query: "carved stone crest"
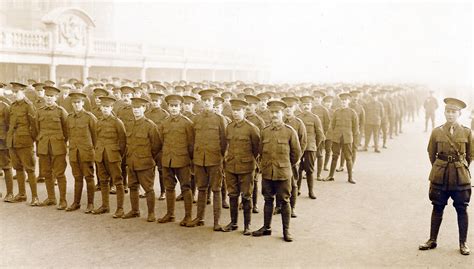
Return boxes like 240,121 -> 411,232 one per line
59,15 -> 86,47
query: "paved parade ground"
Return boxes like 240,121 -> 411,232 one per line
0,116 -> 473,268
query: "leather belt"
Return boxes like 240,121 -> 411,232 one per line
437,153 -> 463,162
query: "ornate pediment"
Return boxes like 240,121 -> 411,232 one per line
42,7 -> 95,50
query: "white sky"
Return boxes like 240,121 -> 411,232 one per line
113,0 -> 473,87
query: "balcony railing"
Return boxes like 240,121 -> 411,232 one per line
0,28 -> 269,67
0,28 -> 51,51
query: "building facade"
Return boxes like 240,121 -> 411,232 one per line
0,3 -> 270,84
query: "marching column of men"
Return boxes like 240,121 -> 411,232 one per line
1,80 -> 462,245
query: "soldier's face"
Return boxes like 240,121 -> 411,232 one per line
44,95 -> 56,106
341,98 -> 350,108
213,104 -> 223,114
151,99 -> 161,108
314,97 -> 322,105
123,93 -> 133,101
232,108 -> 245,121
445,108 -> 460,123
101,105 -> 113,116
169,103 -> 180,116
259,101 -> 267,110
271,110 -> 284,123
72,99 -> 84,112
323,101 -> 332,108
202,98 -> 214,111
132,105 -> 145,118
302,102 -> 312,111
37,89 -> 45,98
183,102 -> 193,112
284,105 -> 295,116
14,90 -> 25,100
113,91 -> 122,99
246,103 -> 257,113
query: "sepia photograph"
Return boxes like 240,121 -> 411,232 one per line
0,0 -> 472,268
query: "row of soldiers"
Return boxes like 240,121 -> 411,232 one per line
0,79 -> 423,242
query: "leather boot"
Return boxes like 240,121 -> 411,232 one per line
180,190 -> 193,226
221,185 -> 229,209
146,190 -> 156,222
93,182 -> 110,214
213,191 -> 227,232
206,185 -> 211,204
252,200 -> 273,236
85,177 -> 95,213
188,190 -> 207,227
419,205 -> 443,250
27,171 -> 39,206
323,150 -> 330,171
13,171 -> 26,202
123,190 -> 140,219
57,177 -> 68,210
243,199 -> 252,235
324,157 -> 338,181
252,181 -> 259,213
297,167 -> 303,196
158,190 -> 176,223
41,176 -> 57,206
3,169 -> 14,202
347,159 -> 356,184
66,179 -> 83,211
113,184 -> 125,218
281,202 -> 293,242
224,196 -> 239,231
455,207 -> 469,255
316,157 -> 323,180
307,173 -> 316,199
290,184 -> 297,218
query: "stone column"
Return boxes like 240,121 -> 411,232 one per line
181,68 -> 187,81
82,65 -> 90,83
49,64 -> 57,82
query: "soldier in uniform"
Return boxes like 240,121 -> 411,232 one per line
221,91 -> 234,119
122,97 -> 161,222
423,90 -> 439,132
182,95 -> 198,202
188,89 -> 227,231
324,93 -> 359,184
0,99 -> 14,202
349,90 -> 365,151
36,86 -> 68,209
419,98 -> 471,255
252,100 -> 301,242
322,95 -> 334,171
244,94 -> 266,213
65,92 -> 97,213
32,83 -> 46,109
389,89 -> 400,138
362,91 -> 384,153
145,92 -> 169,201
279,96 -> 307,217
92,96 -> 127,218
310,91 -> 330,180
7,83 -> 39,205
379,89 -> 392,149
156,95 -> 194,227
256,92 -> 272,126
297,96 -> 325,197
223,99 -> 260,234
213,96 -> 231,208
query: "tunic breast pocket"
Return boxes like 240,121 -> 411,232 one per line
262,139 -> 270,153
277,138 -> 289,154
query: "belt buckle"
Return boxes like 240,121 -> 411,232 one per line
448,155 -> 453,162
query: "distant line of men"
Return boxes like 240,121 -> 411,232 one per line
0,78 -> 426,242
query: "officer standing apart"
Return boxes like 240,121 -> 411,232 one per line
419,97 -> 471,255
252,100 -> 301,242
223,99 -> 260,235
122,97 -> 161,222
157,95 -> 195,227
